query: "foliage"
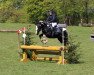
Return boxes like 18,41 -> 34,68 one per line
0,0 -> 94,25
0,0 -> 28,23
65,35 -> 80,64
21,27 -> 35,58
25,27 -> 35,45
23,0 -> 94,24
27,0 -> 65,23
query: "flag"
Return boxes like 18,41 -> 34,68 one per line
17,30 -> 22,34
21,27 -> 26,32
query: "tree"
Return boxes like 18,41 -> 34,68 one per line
0,0 -> 94,24
27,0 -> 66,23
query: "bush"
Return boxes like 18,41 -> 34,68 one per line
20,27 -> 35,58
65,35 -> 80,64
0,11 -> 10,23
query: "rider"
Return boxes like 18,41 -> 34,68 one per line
46,10 -> 58,27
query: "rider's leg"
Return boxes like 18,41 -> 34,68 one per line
63,28 -> 66,31
52,22 -> 57,27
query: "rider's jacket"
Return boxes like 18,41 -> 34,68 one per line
46,14 -> 57,23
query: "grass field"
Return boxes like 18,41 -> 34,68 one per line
0,23 -> 94,75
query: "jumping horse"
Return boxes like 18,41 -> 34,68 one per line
36,21 -> 68,46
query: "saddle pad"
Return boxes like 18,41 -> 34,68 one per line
58,24 -> 67,28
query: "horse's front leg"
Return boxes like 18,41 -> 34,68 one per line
39,33 -> 43,39
35,26 -> 38,34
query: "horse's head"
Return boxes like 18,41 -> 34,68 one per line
36,21 -> 45,35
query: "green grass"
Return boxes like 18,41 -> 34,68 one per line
0,23 -> 94,75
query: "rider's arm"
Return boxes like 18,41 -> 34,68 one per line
46,16 -> 50,22
50,14 -> 56,22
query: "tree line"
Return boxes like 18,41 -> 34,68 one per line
0,0 -> 94,25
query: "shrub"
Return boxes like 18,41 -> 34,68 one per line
20,27 -> 35,58
65,35 -> 80,64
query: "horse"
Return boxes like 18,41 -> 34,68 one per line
36,21 -> 68,46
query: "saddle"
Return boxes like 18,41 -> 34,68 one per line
47,25 -> 61,36
53,26 -> 61,33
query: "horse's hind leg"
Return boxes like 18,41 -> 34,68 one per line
39,33 -> 43,39
57,35 -> 68,46
57,36 -> 63,44
64,31 -> 68,46
64,37 -> 68,46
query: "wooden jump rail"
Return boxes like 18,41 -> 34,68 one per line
20,45 -> 67,64
0,30 -> 17,32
